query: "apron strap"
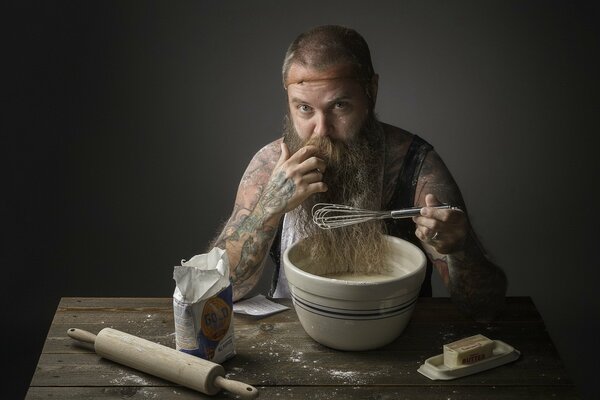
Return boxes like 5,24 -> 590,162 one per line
386,134 -> 434,297
267,217 -> 284,298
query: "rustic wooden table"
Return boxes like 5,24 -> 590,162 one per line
26,297 -> 579,399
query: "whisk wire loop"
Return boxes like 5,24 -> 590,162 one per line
311,202 -> 458,229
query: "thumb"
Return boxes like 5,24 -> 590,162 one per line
425,193 -> 440,207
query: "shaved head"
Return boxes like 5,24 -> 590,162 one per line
282,25 -> 376,102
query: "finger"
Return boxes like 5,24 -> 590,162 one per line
289,147 -> 328,176
415,227 -> 435,243
302,170 -> 324,185
422,194 -> 451,219
296,156 -> 327,175
276,141 -> 290,168
416,228 -> 446,252
284,145 -> 322,177
413,216 -> 438,231
287,144 -> 319,164
421,194 -> 438,216
428,206 -> 467,224
414,228 -> 426,242
425,194 -> 440,207
306,181 -> 328,194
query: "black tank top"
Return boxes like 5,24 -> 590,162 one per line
268,134 -> 434,297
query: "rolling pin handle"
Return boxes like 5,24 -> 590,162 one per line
214,375 -> 259,399
67,328 -> 97,344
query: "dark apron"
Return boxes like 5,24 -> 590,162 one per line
268,134 -> 434,297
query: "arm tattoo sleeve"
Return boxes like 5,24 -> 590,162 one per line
211,167 -> 296,301
424,232 -> 507,321
418,151 -> 507,321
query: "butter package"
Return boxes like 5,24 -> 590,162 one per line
443,334 -> 494,367
173,247 -> 235,364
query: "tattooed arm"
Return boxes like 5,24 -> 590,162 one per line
412,150 -> 507,321
211,139 -> 327,301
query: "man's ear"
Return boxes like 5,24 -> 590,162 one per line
369,74 -> 379,107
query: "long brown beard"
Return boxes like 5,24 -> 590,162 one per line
282,113 -> 389,276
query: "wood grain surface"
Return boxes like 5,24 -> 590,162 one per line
26,297 -> 580,399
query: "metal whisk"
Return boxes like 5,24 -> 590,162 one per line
311,203 -> 460,229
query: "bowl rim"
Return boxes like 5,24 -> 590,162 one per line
283,234 -> 427,289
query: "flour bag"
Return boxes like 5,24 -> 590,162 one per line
173,247 -> 235,363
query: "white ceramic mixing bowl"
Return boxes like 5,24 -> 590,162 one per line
283,235 -> 426,351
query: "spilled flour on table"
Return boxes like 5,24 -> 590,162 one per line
289,350 -> 303,362
110,370 -> 151,386
297,365 -> 388,385
329,369 -> 359,380
109,372 -> 161,399
239,333 -> 392,385
225,366 -> 245,379
137,388 -> 159,399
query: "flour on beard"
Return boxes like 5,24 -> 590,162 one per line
282,114 -> 390,276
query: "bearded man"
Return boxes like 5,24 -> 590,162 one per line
211,25 -> 507,321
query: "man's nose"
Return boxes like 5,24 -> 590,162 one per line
312,112 -> 331,137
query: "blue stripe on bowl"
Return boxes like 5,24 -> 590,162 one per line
292,291 -> 417,315
292,294 -> 417,321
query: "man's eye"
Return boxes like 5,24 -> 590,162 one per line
298,104 -> 313,113
334,102 -> 347,110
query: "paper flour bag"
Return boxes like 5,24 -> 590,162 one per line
173,247 -> 235,363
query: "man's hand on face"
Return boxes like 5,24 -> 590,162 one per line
257,142 -> 328,217
413,194 -> 469,254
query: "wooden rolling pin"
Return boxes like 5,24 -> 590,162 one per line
68,328 -> 258,399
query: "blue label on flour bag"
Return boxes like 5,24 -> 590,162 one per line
174,284 -> 236,363
194,284 -> 232,360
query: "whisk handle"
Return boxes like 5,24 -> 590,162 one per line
390,204 -> 455,219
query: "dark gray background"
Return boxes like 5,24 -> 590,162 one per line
5,1 -> 599,398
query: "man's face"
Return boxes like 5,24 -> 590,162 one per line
282,63 -> 387,277
285,63 -> 371,144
